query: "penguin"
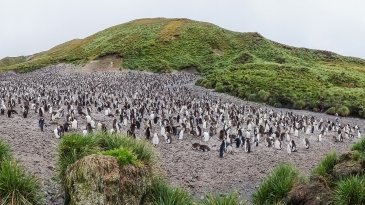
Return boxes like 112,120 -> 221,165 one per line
178,128 -> 185,140
203,131 -> 209,142
244,138 -> 251,153
303,138 -> 310,149
265,137 -> 272,147
234,136 -> 242,148
274,138 -> 282,150
38,118 -> 45,131
286,143 -> 292,154
54,127 -> 60,139
145,126 -> 151,140
71,119 -> 78,130
219,140 -> 226,158
290,140 -> 297,152
152,133 -> 159,146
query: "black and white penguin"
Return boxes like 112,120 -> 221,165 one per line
289,140 -> 297,152
244,138 -> 251,153
303,138 -> 310,149
219,140 -> 226,158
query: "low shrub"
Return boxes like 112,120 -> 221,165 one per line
258,90 -> 270,102
337,105 -> 350,117
326,107 -> 337,115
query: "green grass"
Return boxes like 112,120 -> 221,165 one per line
101,148 -> 140,166
352,138 -> 365,153
0,139 -> 11,163
252,163 -> 300,205
312,151 -> 338,183
148,177 -> 194,205
1,18 -> 365,117
0,160 -> 43,205
200,192 -> 246,205
333,175 -> 365,205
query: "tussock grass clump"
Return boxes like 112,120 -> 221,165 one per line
200,192 -> 246,205
101,148 -> 140,166
312,151 -> 338,182
333,175 -> 365,205
58,132 -> 156,204
0,160 -> 43,205
252,163 -> 300,205
0,139 -> 10,163
148,177 -> 193,205
352,138 -> 365,153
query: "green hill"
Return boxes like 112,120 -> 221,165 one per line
1,18 -> 365,117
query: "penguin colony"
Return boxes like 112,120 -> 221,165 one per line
0,66 -> 362,160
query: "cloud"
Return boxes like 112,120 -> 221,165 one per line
0,0 -> 364,58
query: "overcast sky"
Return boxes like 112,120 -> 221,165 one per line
0,0 -> 364,59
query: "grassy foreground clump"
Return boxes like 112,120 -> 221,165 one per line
58,132 -> 246,205
252,163 -> 301,205
0,139 -> 43,205
333,175 -> 365,205
312,151 -> 338,184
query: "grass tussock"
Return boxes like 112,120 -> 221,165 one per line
312,151 -> 338,182
148,177 -> 193,205
0,139 -> 11,163
352,138 -> 365,153
252,163 -> 300,205
333,175 -> 365,205
200,192 -> 246,205
0,139 -> 43,205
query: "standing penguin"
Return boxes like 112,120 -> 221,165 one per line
39,118 -> 45,131
145,126 -> 151,140
244,138 -> 251,153
290,140 -> 297,152
304,138 -> 310,149
152,133 -> 159,146
219,140 -> 226,158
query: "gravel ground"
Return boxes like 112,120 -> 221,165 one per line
0,65 -> 364,204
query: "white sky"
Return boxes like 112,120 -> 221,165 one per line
0,0 -> 364,59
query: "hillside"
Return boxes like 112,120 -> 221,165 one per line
1,18 -> 365,117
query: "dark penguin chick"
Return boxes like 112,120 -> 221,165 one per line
265,137 -> 272,147
145,127 -> 151,140
244,138 -> 251,153
199,145 -> 210,152
192,143 -> 200,150
166,133 -> 172,144
234,137 -> 242,148
86,123 -> 93,133
219,140 -> 226,158
23,109 -> 28,118
38,118 -> 45,131
290,140 -> 297,152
